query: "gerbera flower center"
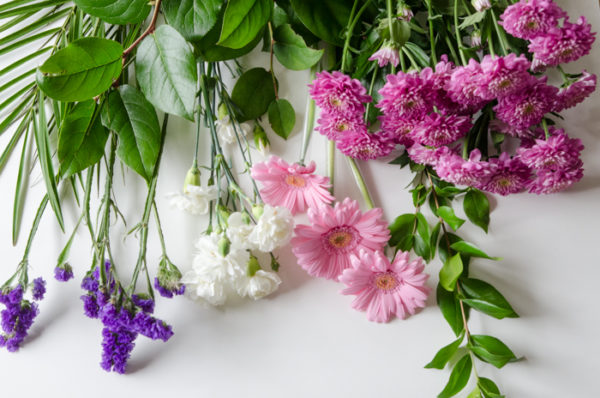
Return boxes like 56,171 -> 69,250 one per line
322,226 -> 360,253
285,174 -> 306,188
374,272 -> 400,291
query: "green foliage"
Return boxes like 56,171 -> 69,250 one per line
437,353 -> 472,398
464,189 -> 490,232
36,37 -> 123,102
451,241 -> 500,260
268,98 -> 295,139
425,334 -> 464,369
290,0 -> 353,46
273,24 -> 323,70
437,206 -> 466,231
388,213 -> 415,249
468,335 -> 517,369
437,283 -> 468,336
478,378 -> 504,398
162,0 -> 222,41
218,0 -> 272,49
459,278 -> 518,320
135,25 -> 197,121
439,253 -> 463,291
73,0 -> 150,25
231,67 -> 275,121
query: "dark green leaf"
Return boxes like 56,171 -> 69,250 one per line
197,29 -> 263,61
388,213 -> 415,247
438,233 -> 463,265
451,241 -> 500,260
273,24 -> 323,70
73,0 -> 150,24
412,185 -> 428,207
231,67 -> 275,121
464,189 -> 490,233
58,100 -> 108,178
36,37 -> 122,102
414,234 -> 430,261
438,354 -> 472,398
438,206 -> 465,231
430,221 -> 441,259
218,0 -> 272,49
404,42 -> 430,68
162,0 -> 222,41
460,278 -> 518,319
268,98 -> 295,139
290,0 -> 352,45
439,253 -> 463,291
136,25 -> 197,121
437,283 -> 466,336
468,335 -> 517,369
425,334 -> 464,369
101,85 -> 161,181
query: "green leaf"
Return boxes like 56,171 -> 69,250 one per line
136,25 -> 197,121
425,334 -> 464,369
162,0 -> 222,41
438,206 -> 466,231
468,335 -> 517,369
438,354 -> 472,398
458,11 -> 486,29
231,67 -> 275,121
450,241 -> 500,260
437,283 -> 467,336
36,37 -> 123,102
430,221 -> 441,259
404,42 -> 430,68
290,0 -> 352,45
218,0 -> 272,49
273,24 -> 323,70
467,387 -> 482,398
438,233 -> 463,265
101,85 -> 161,181
460,278 -> 518,319
439,253 -> 463,291
73,0 -> 150,24
464,189 -> 490,233
268,98 -> 295,139
388,213 -> 415,247
58,100 -> 108,178
478,378 -> 503,398
12,125 -> 30,244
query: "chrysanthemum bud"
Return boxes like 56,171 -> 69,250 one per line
471,29 -> 482,48
247,255 -> 262,277
253,124 -> 270,155
218,236 -> 231,257
183,166 -> 201,193
217,102 -> 228,120
397,2 -> 413,22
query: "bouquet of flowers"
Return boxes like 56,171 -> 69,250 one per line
0,0 -> 595,396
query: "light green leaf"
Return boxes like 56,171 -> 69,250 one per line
273,24 -> 323,70
290,0 -> 353,46
231,67 -> 275,121
451,241 -> 500,260
162,0 -> 222,41
460,278 -> 518,320
458,11 -> 486,30
268,98 -> 295,139
101,85 -> 161,181
478,378 -> 503,398
218,0 -> 272,49
425,334 -> 464,369
438,206 -> 466,231
439,253 -> 463,291
468,335 -> 517,369
438,354 -> 472,398
464,189 -> 490,233
467,387 -> 482,398
73,0 -> 150,24
36,37 -> 123,102
136,25 -> 197,121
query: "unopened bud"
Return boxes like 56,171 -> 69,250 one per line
253,124 -> 270,155
217,102 -> 228,121
270,256 -> 280,272
247,255 -> 262,277
218,236 -> 231,257
472,0 -> 491,12
183,166 -> 201,193
252,205 -> 264,220
397,2 -> 413,22
471,30 -> 482,48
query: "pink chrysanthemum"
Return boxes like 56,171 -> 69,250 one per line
315,113 -> 367,141
517,128 -> 583,171
251,156 -> 334,215
291,198 -> 390,281
528,167 -> 583,194
478,54 -> 533,99
445,58 -> 488,110
489,119 -> 537,139
369,43 -> 400,67
339,249 -> 430,323
309,71 -> 371,118
480,152 -> 532,195
528,17 -> 596,67
499,0 -> 567,40
554,71 -> 597,112
336,130 -> 395,160
494,77 -> 558,129
420,58 -> 463,113
407,144 -> 453,166
378,71 -> 435,120
435,150 -> 495,187
410,113 -> 472,147
379,116 -> 416,146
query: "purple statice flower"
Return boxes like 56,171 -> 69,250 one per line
407,144 -> 453,166
410,113 -> 472,147
0,285 -> 40,352
81,294 -> 100,318
54,263 -> 74,282
154,277 -> 185,299
132,311 -> 174,342
528,17 -> 596,67
435,150 -> 496,187
132,294 -> 155,314
517,128 -> 584,170
478,54 -> 533,100
528,167 -> 583,194
445,59 -> 488,111
315,113 -> 367,141
378,71 -> 435,120
494,77 -> 558,129
309,71 -> 371,118
31,277 -> 46,301
100,326 -> 137,374
369,42 -> 400,68
480,153 -> 533,195
499,0 -> 567,40
554,71 -> 597,112
336,130 -> 395,160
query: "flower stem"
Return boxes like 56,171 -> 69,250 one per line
454,0 -> 467,65
122,0 -> 162,57
426,0 -> 438,65
267,22 -> 279,100
299,65 -> 318,165
327,140 -> 335,196
542,118 -> 550,139
490,8 -> 510,56
341,0 -> 373,73
347,157 -> 374,210
364,66 -> 379,123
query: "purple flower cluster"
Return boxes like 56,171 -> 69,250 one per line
81,261 -> 174,374
500,0 -> 595,69
0,281 -> 43,352
154,258 -> 185,299
54,263 -> 74,282
310,71 -> 393,160
154,277 -> 185,299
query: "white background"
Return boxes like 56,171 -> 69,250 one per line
0,1 -> 599,397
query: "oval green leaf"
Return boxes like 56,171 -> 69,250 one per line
439,253 -> 463,292
290,0 -> 353,46
451,241 -> 500,260
136,25 -> 197,121
268,98 -> 295,139
468,335 -> 517,369
438,354 -> 472,398
73,0 -> 150,24
464,189 -> 490,233
273,24 -> 323,70
425,334 -> 464,370
162,0 -> 222,41
438,206 -> 466,231
218,0 -> 272,49
437,283 -> 467,337
231,67 -> 275,121
460,278 -> 518,319
36,37 -> 123,102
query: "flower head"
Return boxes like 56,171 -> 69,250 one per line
31,277 -> 46,301
481,153 -> 532,195
54,263 -> 74,282
517,128 -> 584,171
292,198 -> 390,281
309,71 -> 371,118
248,205 -> 294,252
336,130 -> 396,160
215,115 -> 252,145
445,58 -> 488,110
555,71 -> 597,112
407,144 -> 453,166
167,184 -> 218,216
369,42 -> 400,68
0,284 -> 39,352
472,0 -> 491,12
251,156 -> 334,215
478,54 -> 533,99
340,250 -> 430,323
435,150 -> 495,187
378,71 -> 434,120
528,167 -> 583,194
500,0 -> 567,40
235,270 -> 281,300
315,113 -> 367,141
154,258 -> 185,299
410,113 -> 472,147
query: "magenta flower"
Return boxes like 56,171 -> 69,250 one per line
481,153 -> 532,195
369,42 -> 400,68
435,150 -> 495,187
410,113 -> 472,147
555,71 -> 597,112
445,58 -> 488,110
336,130 -> 395,160
499,0 -> 567,40
478,54 -> 533,99
407,144 -> 453,166
517,128 -> 583,171
528,17 -> 596,67
315,113 -> 367,141
291,198 -> 390,281
309,71 -> 371,118
251,156 -> 334,215
528,167 -> 583,194
378,71 -> 434,120
339,250 -> 430,323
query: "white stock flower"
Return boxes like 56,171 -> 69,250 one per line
235,270 -> 282,300
226,212 -> 257,250
249,205 -> 294,252
472,0 -> 491,12
168,185 -> 217,215
215,115 -> 252,145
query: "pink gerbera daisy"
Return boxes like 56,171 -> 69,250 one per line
251,156 -> 334,215
291,198 -> 390,281
339,249 -> 430,323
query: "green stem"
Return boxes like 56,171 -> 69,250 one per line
152,202 -> 168,257
426,0 -> 438,65
364,66 -> 379,123
542,118 -> 550,139
341,0 -> 372,73
97,136 -> 117,286
267,22 -> 279,99
15,195 -> 48,287
454,0 -> 467,65
327,140 -> 335,196
490,8 -> 509,56
299,64 -> 318,165
347,157 -> 374,209
402,47 -> 418,69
